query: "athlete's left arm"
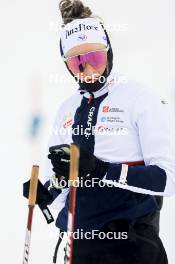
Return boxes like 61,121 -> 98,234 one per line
103,92 -> 175,196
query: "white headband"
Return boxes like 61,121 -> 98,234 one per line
60,18 -> 108,55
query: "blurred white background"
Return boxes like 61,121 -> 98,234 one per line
0,0 -> 175,263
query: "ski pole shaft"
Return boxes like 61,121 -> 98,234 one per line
65,144 -> 80,264
22,165 -> 39,264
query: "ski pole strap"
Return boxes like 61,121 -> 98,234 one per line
38,203 -> 54,224
53,230 -> 65,263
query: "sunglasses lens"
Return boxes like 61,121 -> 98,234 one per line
67,56 -> 84,73
66,50 -> 107,73
86,50 -> 107,68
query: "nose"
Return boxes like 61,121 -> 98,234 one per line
78,63 -> 100,83
82,63 -> 100,82
83,63 -> 96,76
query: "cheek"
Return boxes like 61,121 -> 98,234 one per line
78,63 -> 107,79
66,62 -> 108,82
96,63 -> 107,75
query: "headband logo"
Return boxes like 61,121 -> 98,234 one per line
77,34 -> 87,41
65,23 -> 99,39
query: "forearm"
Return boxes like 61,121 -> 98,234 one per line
104,163 -> 167,195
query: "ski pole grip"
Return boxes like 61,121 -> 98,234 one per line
69,144 -> 80,185
29,165 -> 39,206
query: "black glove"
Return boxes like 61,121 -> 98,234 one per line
48,144 -> 71,184
23,179 -> 54,206
48,144 -> 108,181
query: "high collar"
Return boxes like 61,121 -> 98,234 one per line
79,70 -> 118,99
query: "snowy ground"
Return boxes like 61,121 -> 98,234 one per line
0,0 -> 175,263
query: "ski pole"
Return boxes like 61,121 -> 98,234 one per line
22,165 -> 39,264
65,144 -> 80,264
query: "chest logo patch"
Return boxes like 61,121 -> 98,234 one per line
102,106 -> 124,113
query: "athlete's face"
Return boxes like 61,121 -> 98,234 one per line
65,43 -> 108,83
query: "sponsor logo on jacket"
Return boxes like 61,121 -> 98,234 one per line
63,113 -> 73,128
102,106 -> 124,113
85,107 -> 96,139
101,116 -> 124,123
96,125 -> 128,136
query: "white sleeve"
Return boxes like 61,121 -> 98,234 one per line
103,90 -> 175,196
132,91 -> 175,196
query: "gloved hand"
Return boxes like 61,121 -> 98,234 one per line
48,144 -> 108,182
23,179 -> 54,206
48,144 -> 71,184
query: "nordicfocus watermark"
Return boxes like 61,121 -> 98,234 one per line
59,229 -> 128,240
49,72 -> 128,85
49,21 -> 128,34
50,125 -> 128,137
48,175 -> 123,190
75,73 -> 112,84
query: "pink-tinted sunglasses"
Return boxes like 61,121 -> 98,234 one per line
63,46 -> 109,73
